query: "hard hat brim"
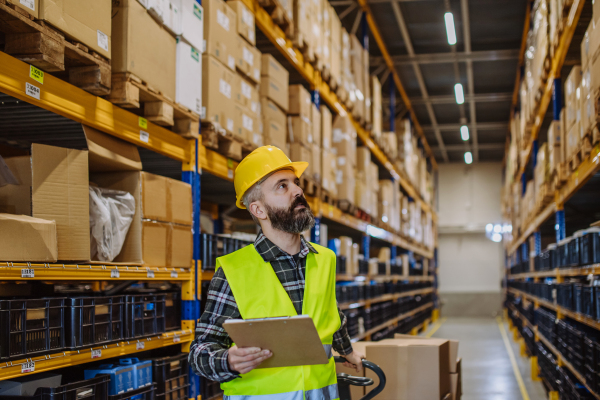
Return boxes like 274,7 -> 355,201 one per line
236,161 -> 309,209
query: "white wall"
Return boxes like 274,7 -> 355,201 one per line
438,163 -> 504,293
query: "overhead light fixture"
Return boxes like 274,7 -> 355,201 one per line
454,83 -> 465,104
460,125 -> 469,141
464,151 -> 473,164
444,12 -> 457,45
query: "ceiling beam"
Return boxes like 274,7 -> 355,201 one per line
338,3 -> 357,19
382,92 -> 513,105
351,9 -> 364,35
370,49 -> 519,66
422,122 -> 508,131
432,143 -> 506,152
390,1 -> 448,162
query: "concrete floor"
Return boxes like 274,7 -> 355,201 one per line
428,317 -> 547,400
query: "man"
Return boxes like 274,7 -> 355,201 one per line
189,145 -> 365,399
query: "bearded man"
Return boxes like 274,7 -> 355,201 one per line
189,145 -> 364,400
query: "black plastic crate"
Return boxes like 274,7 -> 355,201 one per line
570,234 -> 582,267
581,229 -> 600,266
358,260 -> 369,275
152,353 -> 189,397
164,292 -> 181,332
125,295 -> 166,339
558,239 -> 571,269
0,375 -> 109,400
336,256 -> 347,274
582,286 -> 595,319
108,383 -> 155,400
200,379 -> 223,400
0,298 -> 67,361
66,296 -> 125,349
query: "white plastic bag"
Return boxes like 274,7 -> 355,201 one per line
89,186 -> 136,261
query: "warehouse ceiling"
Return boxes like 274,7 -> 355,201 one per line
331,0 -> 528,163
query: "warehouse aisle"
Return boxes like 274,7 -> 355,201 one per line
429,318 -> 546,400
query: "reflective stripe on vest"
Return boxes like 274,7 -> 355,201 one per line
217,244 -> 341,399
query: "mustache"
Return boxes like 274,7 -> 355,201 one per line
291,195 -> 309,210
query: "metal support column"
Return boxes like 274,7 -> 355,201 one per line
361,13 -> 369,51
556,207 -> 566,242
389,78 -> 396,132
362,234 -> 370,260
311,89 -> 320,108
311,217 -> 321,245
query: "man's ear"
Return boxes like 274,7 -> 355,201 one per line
249,201 -> 268,221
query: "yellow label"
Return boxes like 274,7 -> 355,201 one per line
139,117 -> 148,129
227,159 -> 234,169
29,66 -> 44,84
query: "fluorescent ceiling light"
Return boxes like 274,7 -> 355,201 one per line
444,12 -> 457,45
454,83 -> 465,104
460,125 -> 469,141
464,151 -> 473,164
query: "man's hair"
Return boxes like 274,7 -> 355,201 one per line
242,167 -> 295,224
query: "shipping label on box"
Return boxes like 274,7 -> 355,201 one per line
202,55 -> 235,134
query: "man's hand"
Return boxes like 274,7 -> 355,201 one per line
342,350 -> 365,373
228,345 -> 272,374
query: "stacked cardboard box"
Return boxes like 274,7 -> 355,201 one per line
340,28 -> 353,107
329,4 -> 342,90
311,104 -> 322,183
534,143 -> 549,202
364,48 -> 371,127
261,54 -> 289,152
321,106 -> 337,196
565,66 -> 582,160
371,76 -> 382,139
332,115 -> 357,203
287,85 -> 313,174
355,148 -> 373,214
310,0 -> 323,69
322,1 -> 332,80
547,120 -> 562,172
350,35 -> 365,121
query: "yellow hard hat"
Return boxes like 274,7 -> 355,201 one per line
234,145 -> 308,209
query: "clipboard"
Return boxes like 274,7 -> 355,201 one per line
223,315 -> 330,369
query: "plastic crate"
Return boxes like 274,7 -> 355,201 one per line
0,298 -> 66,361
200,379 -> 222,400
152,353 -> 189,397
163,292 -> 181,332
0,375 -> 110,400
108,383 -> 155,400
336,256 -> 347,274
125,295 -> 166,339
66,296 -> 125,349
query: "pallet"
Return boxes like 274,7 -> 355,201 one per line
320,189 -> 335,207
551,162 -> 568,190
336,84 -> 348,104
337,199 -> 357,215
106,73 -> 200,139
535,181 -> 554,211
258,0 -> 293,37
0,0 -> 111,95
201,121 -> 255,162
299,175 -> 319,197
568,134 -> 594,171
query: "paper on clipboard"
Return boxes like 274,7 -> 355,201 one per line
223,315 -> 330,369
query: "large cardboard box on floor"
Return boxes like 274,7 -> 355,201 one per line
235,36 -> 261,84
202,54 -> 235,134
112,0 -> 176,99
204,0 -> 237,71
394,333 -> 459,374
366,338 -> 451,400
0,214 -> 57,262
227,0 -> 255,45
333,341 -> 370,400
39,0 -> 111,59
0,144 -> 89,261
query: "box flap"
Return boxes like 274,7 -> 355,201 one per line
0,213 -> 58,262
0,156 -> 32,215
394,334 -> 459,372
82,125 -> 142,172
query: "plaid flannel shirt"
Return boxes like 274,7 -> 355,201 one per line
189,231 -> 354,383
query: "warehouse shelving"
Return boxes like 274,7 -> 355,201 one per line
0,329 -> 194,381
352,301 -> 434,341
338,287 -> 434,310
238,0 -> 437,217
508,305 -> 600,400
512,0 -> 586,181
509,263 -> 600,279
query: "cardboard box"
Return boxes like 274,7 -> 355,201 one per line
260,75 -> 289,113
6,0 -> 38,18
142,220 -> 168,266
234,103 -> 257,142
333,341 -> 370,400
228,0 -> 255,45
288,84 -> 312,120
289,116 -> 312,145
0,214 -> 57,262
311,104 -> 321,147
371,76 -> 382,136
565,66 -> 582,129
204,0 -> 237,71
262,119 -> 287,152
366,339 -> 451,400
357,147 -> 371,172
235,72 -> 259,114
321,147 -> 337,195
176,39 -> 202,116
394,334 -> 459,374
172,0 -> 204,50
219,138 -> 243,159
112,0 -> 176,99
202,54 -> 235,134
0,144 -> 89,261
261,97 -> 287,127
39,0 -> 111,58
261,54 -> 289,86
290,143 -> 312,178
169,224 -> 192,267
141,172 -> 168,222
321,105 -> 332,149
235,36 -> 262,84
336,158 -> 355,202
311,144 -> 321,182
168,179 -> 192,225
332,115 -> 357,167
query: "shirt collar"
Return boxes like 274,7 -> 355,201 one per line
254,230 -> 319,262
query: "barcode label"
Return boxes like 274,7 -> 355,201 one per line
136,342 -> 145,350
243,47 -> 254,66
111,269 -> 120,278
97,30 -> 109,52
228,55 -> 236,70
140,131 -> 150,143
29,66 -> 44,84
91,349 -> 102,359
139,117 -> 148,129
219,79 -> 231,99
21,268 -> 34,278
241,81 -> 252,99
173,335 -> 180,343
21,362 -> 35,373
147,270 -> 155,278
20,0 -> 35,11
216,9 -> 230,31
25,82 -> 40,100
170,271 -> 178,278
243,114 -> 253,131
242,9 -> 253,26
226,119 -> 234,132
227,169 -> 233,179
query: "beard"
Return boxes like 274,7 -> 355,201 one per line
264,195 -> 315,234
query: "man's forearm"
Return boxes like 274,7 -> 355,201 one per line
189,340 -> 240,383
332,308 -> 354,355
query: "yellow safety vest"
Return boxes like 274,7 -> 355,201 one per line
216,243 -> 341,400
